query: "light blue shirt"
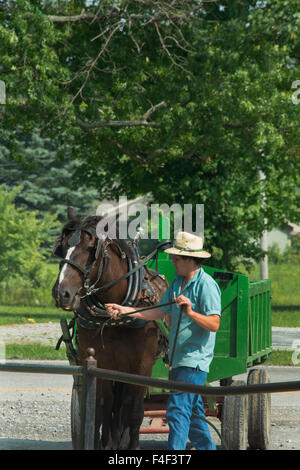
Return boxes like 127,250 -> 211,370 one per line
158,267 -> 221,372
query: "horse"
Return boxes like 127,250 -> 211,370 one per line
52,207 -> 169,449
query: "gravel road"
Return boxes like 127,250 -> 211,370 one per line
1,376 -> 300,451
1,323 -> 299,349
0,322 -> 300,450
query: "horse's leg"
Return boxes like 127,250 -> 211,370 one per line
94,380 -> 104,450
110,383 -> 144,450
100,380 -> 114,450
125,323 -> 159,449
111,382 -> 131,449
127,385 -> 146,450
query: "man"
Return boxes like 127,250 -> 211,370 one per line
105,231 -> 221,450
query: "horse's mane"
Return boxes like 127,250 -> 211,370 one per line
62,214 -> 134,260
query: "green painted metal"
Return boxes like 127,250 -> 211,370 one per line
203,267 -> 271,382
204,266 -> 250,383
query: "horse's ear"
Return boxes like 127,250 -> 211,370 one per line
96,212 -> 121,239
67,207 -> 77,220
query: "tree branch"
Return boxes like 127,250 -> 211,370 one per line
76,101 -> 166,129
76,117 -> 159,128
107,139 -> 145,163
47,1 -> 219,24
142,101 -> 167,120
48,9 -> 96,23
153,21 -> 193,75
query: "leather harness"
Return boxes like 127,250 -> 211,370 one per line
53,223 -> 171,330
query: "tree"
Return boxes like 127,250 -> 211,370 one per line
0,186 -> 58,286
0,129 -> 98,221
1,0 -> 300,270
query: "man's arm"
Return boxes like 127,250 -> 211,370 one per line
105,303 -> 166,321
174,295 -> 220,332
185,310 -> 220,332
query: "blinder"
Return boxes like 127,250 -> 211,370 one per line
53,224 -> 108,286
68,229 -> 81,247
52,226 -> 98,259
52,236 -> 64,258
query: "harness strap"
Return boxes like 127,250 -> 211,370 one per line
84,240 -> 111,291
82,256 -> 141,318
168,307 -> 184,372
59,258 -> 90,276
88,240 -> 171,294
55,318 -> 79,365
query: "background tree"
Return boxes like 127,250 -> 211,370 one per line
0,186 -> 58,286
0,129 -> 98,221
1,0 -> 300,270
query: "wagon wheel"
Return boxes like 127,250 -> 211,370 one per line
247,368 -> 271,450
221,380 -> 248,450
71,380 -> 81,450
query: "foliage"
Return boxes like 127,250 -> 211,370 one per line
267,243 -> 285,264
0,263 -> 59,306
1,1 -> 300,270
0,128 -> 99,222
282,235 -> 300,264
267,236 -> 300,265
0,186 -> 58,287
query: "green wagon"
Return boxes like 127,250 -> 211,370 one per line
143,231 -> 272,450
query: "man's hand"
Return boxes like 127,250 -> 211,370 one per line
174,296 -> 220,332
105,303 -> 127,319
174,295 -> 192,315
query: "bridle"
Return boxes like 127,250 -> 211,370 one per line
54,223 -> 172,325
56,226 -> 127,298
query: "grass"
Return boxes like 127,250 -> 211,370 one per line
3,342 -> 294,367
3,344 -> 296,366
4,343 -> 67,360
264,349 -> 299,367
0,262 -> 59,306
247,263 -> 300,306
239,262 -> 300,327
271,307 -> 300,327
0,304 -> 73,326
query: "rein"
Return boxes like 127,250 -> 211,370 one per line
111,300 -> 181,371
115,301 -> 177,319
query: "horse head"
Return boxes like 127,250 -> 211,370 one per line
51,208 -> 98,310
52,207 -> 129,311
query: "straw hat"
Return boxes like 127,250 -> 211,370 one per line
164,231 -> 211,258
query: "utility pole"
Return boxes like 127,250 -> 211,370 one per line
0,80 -> 5,105
0,80 -> 5,121
258,168 -> 269,280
